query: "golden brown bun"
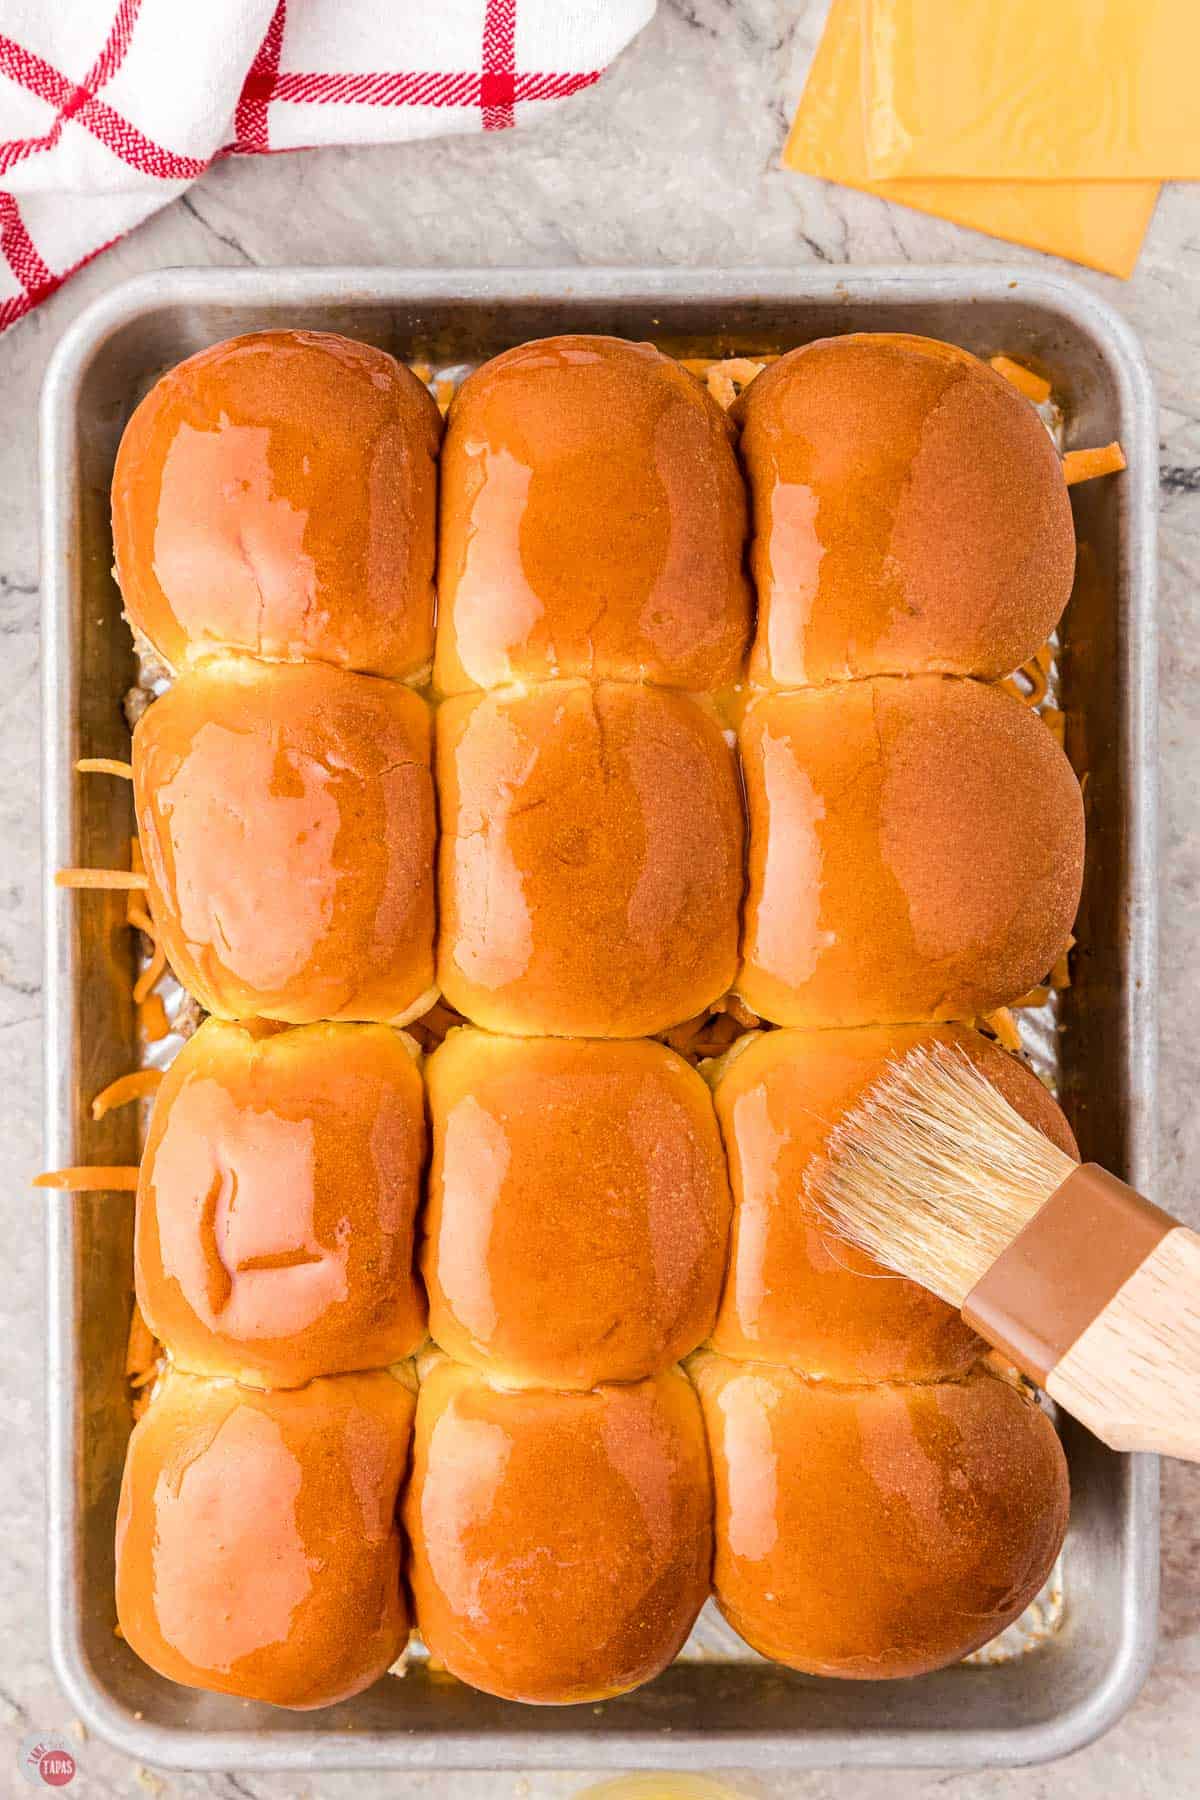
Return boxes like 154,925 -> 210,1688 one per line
136,1017 -> 427,1387
690,1352 -> 1069,1680
133,658 -> 436,1024
404,1359 -> 713,1703
115,1366 -> 415,1709
738,677 -> 1084,1027
112,330 -> 441,680
423,1030 -> 731,1387
710,1024 -> 1078,1380
734,333 -> 1075,686
437,681 -> 744,1036
435,335 -> 750,694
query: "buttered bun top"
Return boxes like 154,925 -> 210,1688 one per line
437,680 -> 744,1036
112,329 -> 442,680
738,676 -> 1084,1027
405,1358 -> 713,1704
711,1024 -> 1078,1381
735,333 -> 1076,687
435,335 -> 751,693
133,658 -> 436,1025
423,1030 -> 731,1387
116,1366 -> 415,1709
692,1354 -> 1069,1681
136,1018 -> 427,1388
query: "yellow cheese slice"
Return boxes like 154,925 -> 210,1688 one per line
783,0 -> 1159,279
863,0 -> 1199,180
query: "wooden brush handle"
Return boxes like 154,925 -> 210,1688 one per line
962,1165 -> 1200,1460
1045,1226 -> 1200,1460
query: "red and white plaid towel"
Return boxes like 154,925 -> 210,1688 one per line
0,0 -> 655,334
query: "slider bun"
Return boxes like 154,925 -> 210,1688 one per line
137,1017 -> 426,1387
735,332 -> 1075,686
437,680 -> 744,1036
711,1024 -> 1077,1380
133,658 -> 436,1024
404,1359 -> 713,1703
423,1029 -> 732,1387
690,1352 -> 1069,1680
112,329 -> 441,680
115,1366 -> 415,1709
435,334 -> 751,694
738,676 -> 1084,1027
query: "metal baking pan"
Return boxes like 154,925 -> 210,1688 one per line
42,266 -> 1159,1772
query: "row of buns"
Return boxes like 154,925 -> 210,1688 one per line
130,661 -> 1082,1037
113,328 -> 1074,693
117,1016 -> 1070,1707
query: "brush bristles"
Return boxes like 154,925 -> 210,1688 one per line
805,1043 -> 1078,1309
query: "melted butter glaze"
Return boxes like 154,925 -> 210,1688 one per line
734,333 -> 1074,687
689,1352 -> 1069,1680
136,1018 -> 426,1386
112,329 -> 442,680
115,1366 -> 415,1708
435,336 -> 751,695
737,677 -> 1084,1028
133,658 -> 436,1024
437,680 -> 745,1037
423,1031 -> 732,1387
403,1359 -> 713,1704
711,1025 -> 1075,1381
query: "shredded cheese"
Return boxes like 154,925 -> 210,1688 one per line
1063,442 -> 1126,485
125,1299 -> 157,1378
989,355 -> 1052,405
980,1007 -> 1023,1052
1002,641 -> 1055,708
76,757 -> 133,780
92,1069 -> 164,1121
34,1166 -> 140,1190
138,994 -> 171,1043
658,995 -> 760,1062
679,355 -> 771,409
715,993 -> 760,1029
55,869 -> 149,890
132,940 -> 167,1008
407,997 -> 467,1053
1042,706 -> 1066,746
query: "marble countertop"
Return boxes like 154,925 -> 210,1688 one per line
2,2 -> 1197,1794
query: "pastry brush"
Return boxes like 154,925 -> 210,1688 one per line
806,1042 -> 1200,1460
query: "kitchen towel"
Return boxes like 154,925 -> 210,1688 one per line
0,0 -> 656,333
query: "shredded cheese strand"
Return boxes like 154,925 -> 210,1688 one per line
76,758 -> 133,779
91,1069 -> 164,1121
1064,443 -> 1126,485
56,869 -> 148,890
126,898 -> 155,936
139,994 -> 170,1042
980,1007 -> 1023,1052
132,940 -> 167,1008
989,355 -> 1051,405
34,1166 -> 140,1190
125,1300 -> 157,1378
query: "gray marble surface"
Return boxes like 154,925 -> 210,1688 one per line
3,1 -> 1198,1794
